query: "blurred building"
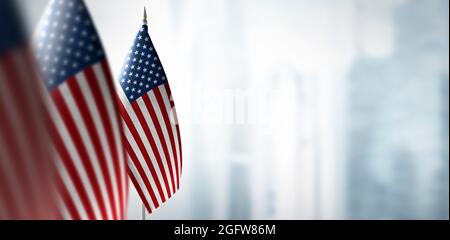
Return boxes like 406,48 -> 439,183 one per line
224,0 -> 252,220
346,0 -> 449,219
436,75 -> 449,219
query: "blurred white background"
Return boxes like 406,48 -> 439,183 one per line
18,0 -> 449,220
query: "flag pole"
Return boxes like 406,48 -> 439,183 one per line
142,203 -> 146,220
143,6 -> 148,25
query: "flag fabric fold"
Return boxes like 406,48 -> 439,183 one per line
117,18 -> 182,214
34,0 -> 127,220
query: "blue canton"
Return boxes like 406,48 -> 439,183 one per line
35,0 -> 105,90
0,0 -> 25,55
119,25 -> 168,103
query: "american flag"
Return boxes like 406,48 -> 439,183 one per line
0,0 -> 57,219
117,10 -> 182,213
35,0 -> 127,220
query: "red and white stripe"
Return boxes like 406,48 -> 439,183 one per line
0,49 -> 57,220
117,82 -> 182,213
46,61 -> 128,220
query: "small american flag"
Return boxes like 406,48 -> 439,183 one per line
0,0 -> 57,219
117,9 -> 182,213
35,0 -> 127,220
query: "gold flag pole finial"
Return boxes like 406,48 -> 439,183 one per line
143,7 -> 148,25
